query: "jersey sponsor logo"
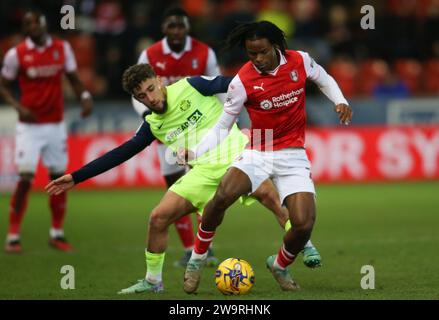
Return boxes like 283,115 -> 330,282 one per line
260,99 -> 273,110
26,64 -> 63,78
253,82 -> 265,91
165,109 -> 204,142
178,99 -> 191,111
260,88 -> 304,110
290,70 -> 299,82
156,61 -> 166,70
187,109 -> 203,125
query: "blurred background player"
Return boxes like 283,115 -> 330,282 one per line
131,7 -> 220,267
0,8 -> 93,253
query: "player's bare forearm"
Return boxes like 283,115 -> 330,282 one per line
0,76 -> 36,121
0,77 -> 21,109
335,103 -> 353,125
66,72 -> 85,98
66,72 -> 93,117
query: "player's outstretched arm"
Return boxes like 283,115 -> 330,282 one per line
45,174 -> 75,195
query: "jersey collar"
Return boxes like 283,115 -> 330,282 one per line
252,49 -> 287,76
25,36 -> 53,50
162,36 -> 192,60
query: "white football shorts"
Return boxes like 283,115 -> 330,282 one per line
232,148 -> 315,205
15,121 -> 67,174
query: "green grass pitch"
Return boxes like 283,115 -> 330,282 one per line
1,182 -> 438,300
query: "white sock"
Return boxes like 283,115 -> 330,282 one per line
6,234 -> 20,242
190,250 -> 208,261
146,272 -> 162,284
50,228 -> 64,239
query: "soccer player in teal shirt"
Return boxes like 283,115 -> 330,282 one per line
46,64 -> 321,294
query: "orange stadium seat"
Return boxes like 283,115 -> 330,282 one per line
358,59 -> 389,95
394,59 -> 423,94
424,59 -> 439,95
327,58 -> 358,97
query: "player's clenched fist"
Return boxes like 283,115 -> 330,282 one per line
45,174 -> 75,196
176,148 -> 195,165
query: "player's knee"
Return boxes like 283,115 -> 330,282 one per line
212,188 -> 235,211
149,207 -> 172,231
291,214 -> 315,234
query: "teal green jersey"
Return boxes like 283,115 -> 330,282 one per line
145,78 -> 248,166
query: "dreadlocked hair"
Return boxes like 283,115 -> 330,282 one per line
224,21 -> 287,54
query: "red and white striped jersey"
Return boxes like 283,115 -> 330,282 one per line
1,36 -> 77,123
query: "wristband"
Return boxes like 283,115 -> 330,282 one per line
81,91 -> 91,100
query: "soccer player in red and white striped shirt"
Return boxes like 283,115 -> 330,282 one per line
0,8 -> 93,253
182,21 -> 353,293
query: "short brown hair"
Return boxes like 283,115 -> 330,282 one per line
122,64 -> 156,94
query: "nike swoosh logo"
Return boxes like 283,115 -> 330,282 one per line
157,123 -> 164,129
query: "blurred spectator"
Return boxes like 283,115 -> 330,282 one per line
101,44 -> 125,98
257,0 -> 293,38
288,0 -> 331,65
191,0 -> 225,51
217,0 -> 258,74
325,4 -> 355,57
1,0 -> 437,99
94,0 -> 126,35
372,71 -> 410,99
93,0 -> 128,98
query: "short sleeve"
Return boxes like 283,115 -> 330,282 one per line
64,41 -> 78,73
1,48 -> 19,80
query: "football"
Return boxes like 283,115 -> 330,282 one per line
215,258 -> 255,295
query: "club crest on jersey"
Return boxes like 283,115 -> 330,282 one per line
53,50 -> 59,60
290,70 -> 299,82
192,59 -> 198,69
260,99 -> 273,110
178,99 -> 191,111
24,54 -> 33,62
